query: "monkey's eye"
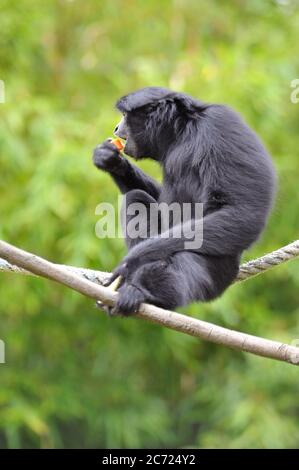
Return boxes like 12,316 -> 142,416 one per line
210,191 -> 226,203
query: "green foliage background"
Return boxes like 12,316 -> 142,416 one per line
0,0 -> 299,449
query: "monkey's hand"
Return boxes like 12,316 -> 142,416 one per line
103,264 -> 145,316
93,139 -> 127,175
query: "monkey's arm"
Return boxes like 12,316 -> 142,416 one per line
111,159 -> 161,199
93,140 -> 161,199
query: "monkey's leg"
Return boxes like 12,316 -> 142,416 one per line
113,251 -> 240,315
97,189 -> 160,315
121,189 -> 160,250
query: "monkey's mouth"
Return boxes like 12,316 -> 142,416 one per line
122,139 -> 131,156
119,137 -> 138,159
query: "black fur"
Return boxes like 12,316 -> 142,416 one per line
93,87 -> 277,315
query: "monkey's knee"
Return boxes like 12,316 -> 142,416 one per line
123,189 -> 157,207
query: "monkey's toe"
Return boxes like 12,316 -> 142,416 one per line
95,301 -> 114,316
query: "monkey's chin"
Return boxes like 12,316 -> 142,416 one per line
124,141 -> 139,159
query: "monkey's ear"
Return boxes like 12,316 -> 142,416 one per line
172,96 -> 206,118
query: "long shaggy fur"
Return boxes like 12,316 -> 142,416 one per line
93,87 -> 277,315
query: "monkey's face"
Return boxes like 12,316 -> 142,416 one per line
114,114 -> 140,159
114,109 -> 159,160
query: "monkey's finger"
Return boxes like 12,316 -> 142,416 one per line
95,301 -> 114,317
94,146 -> 118,157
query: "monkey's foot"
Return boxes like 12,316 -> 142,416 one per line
111,284 -> 145,316
95,301 -> 113,316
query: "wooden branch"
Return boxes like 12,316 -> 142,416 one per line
2,239 -> 299,284
0,240 -> 298,366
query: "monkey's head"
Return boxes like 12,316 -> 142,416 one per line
114,87 -> 206,161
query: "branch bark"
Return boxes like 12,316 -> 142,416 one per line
0,239 -> 298,365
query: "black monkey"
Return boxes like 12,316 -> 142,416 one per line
93,87 -> 276,315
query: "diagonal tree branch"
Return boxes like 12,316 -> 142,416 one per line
1,240 -> 299,284
0,239 -> 298,365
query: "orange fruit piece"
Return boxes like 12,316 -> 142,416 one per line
111,138 -> 124,151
